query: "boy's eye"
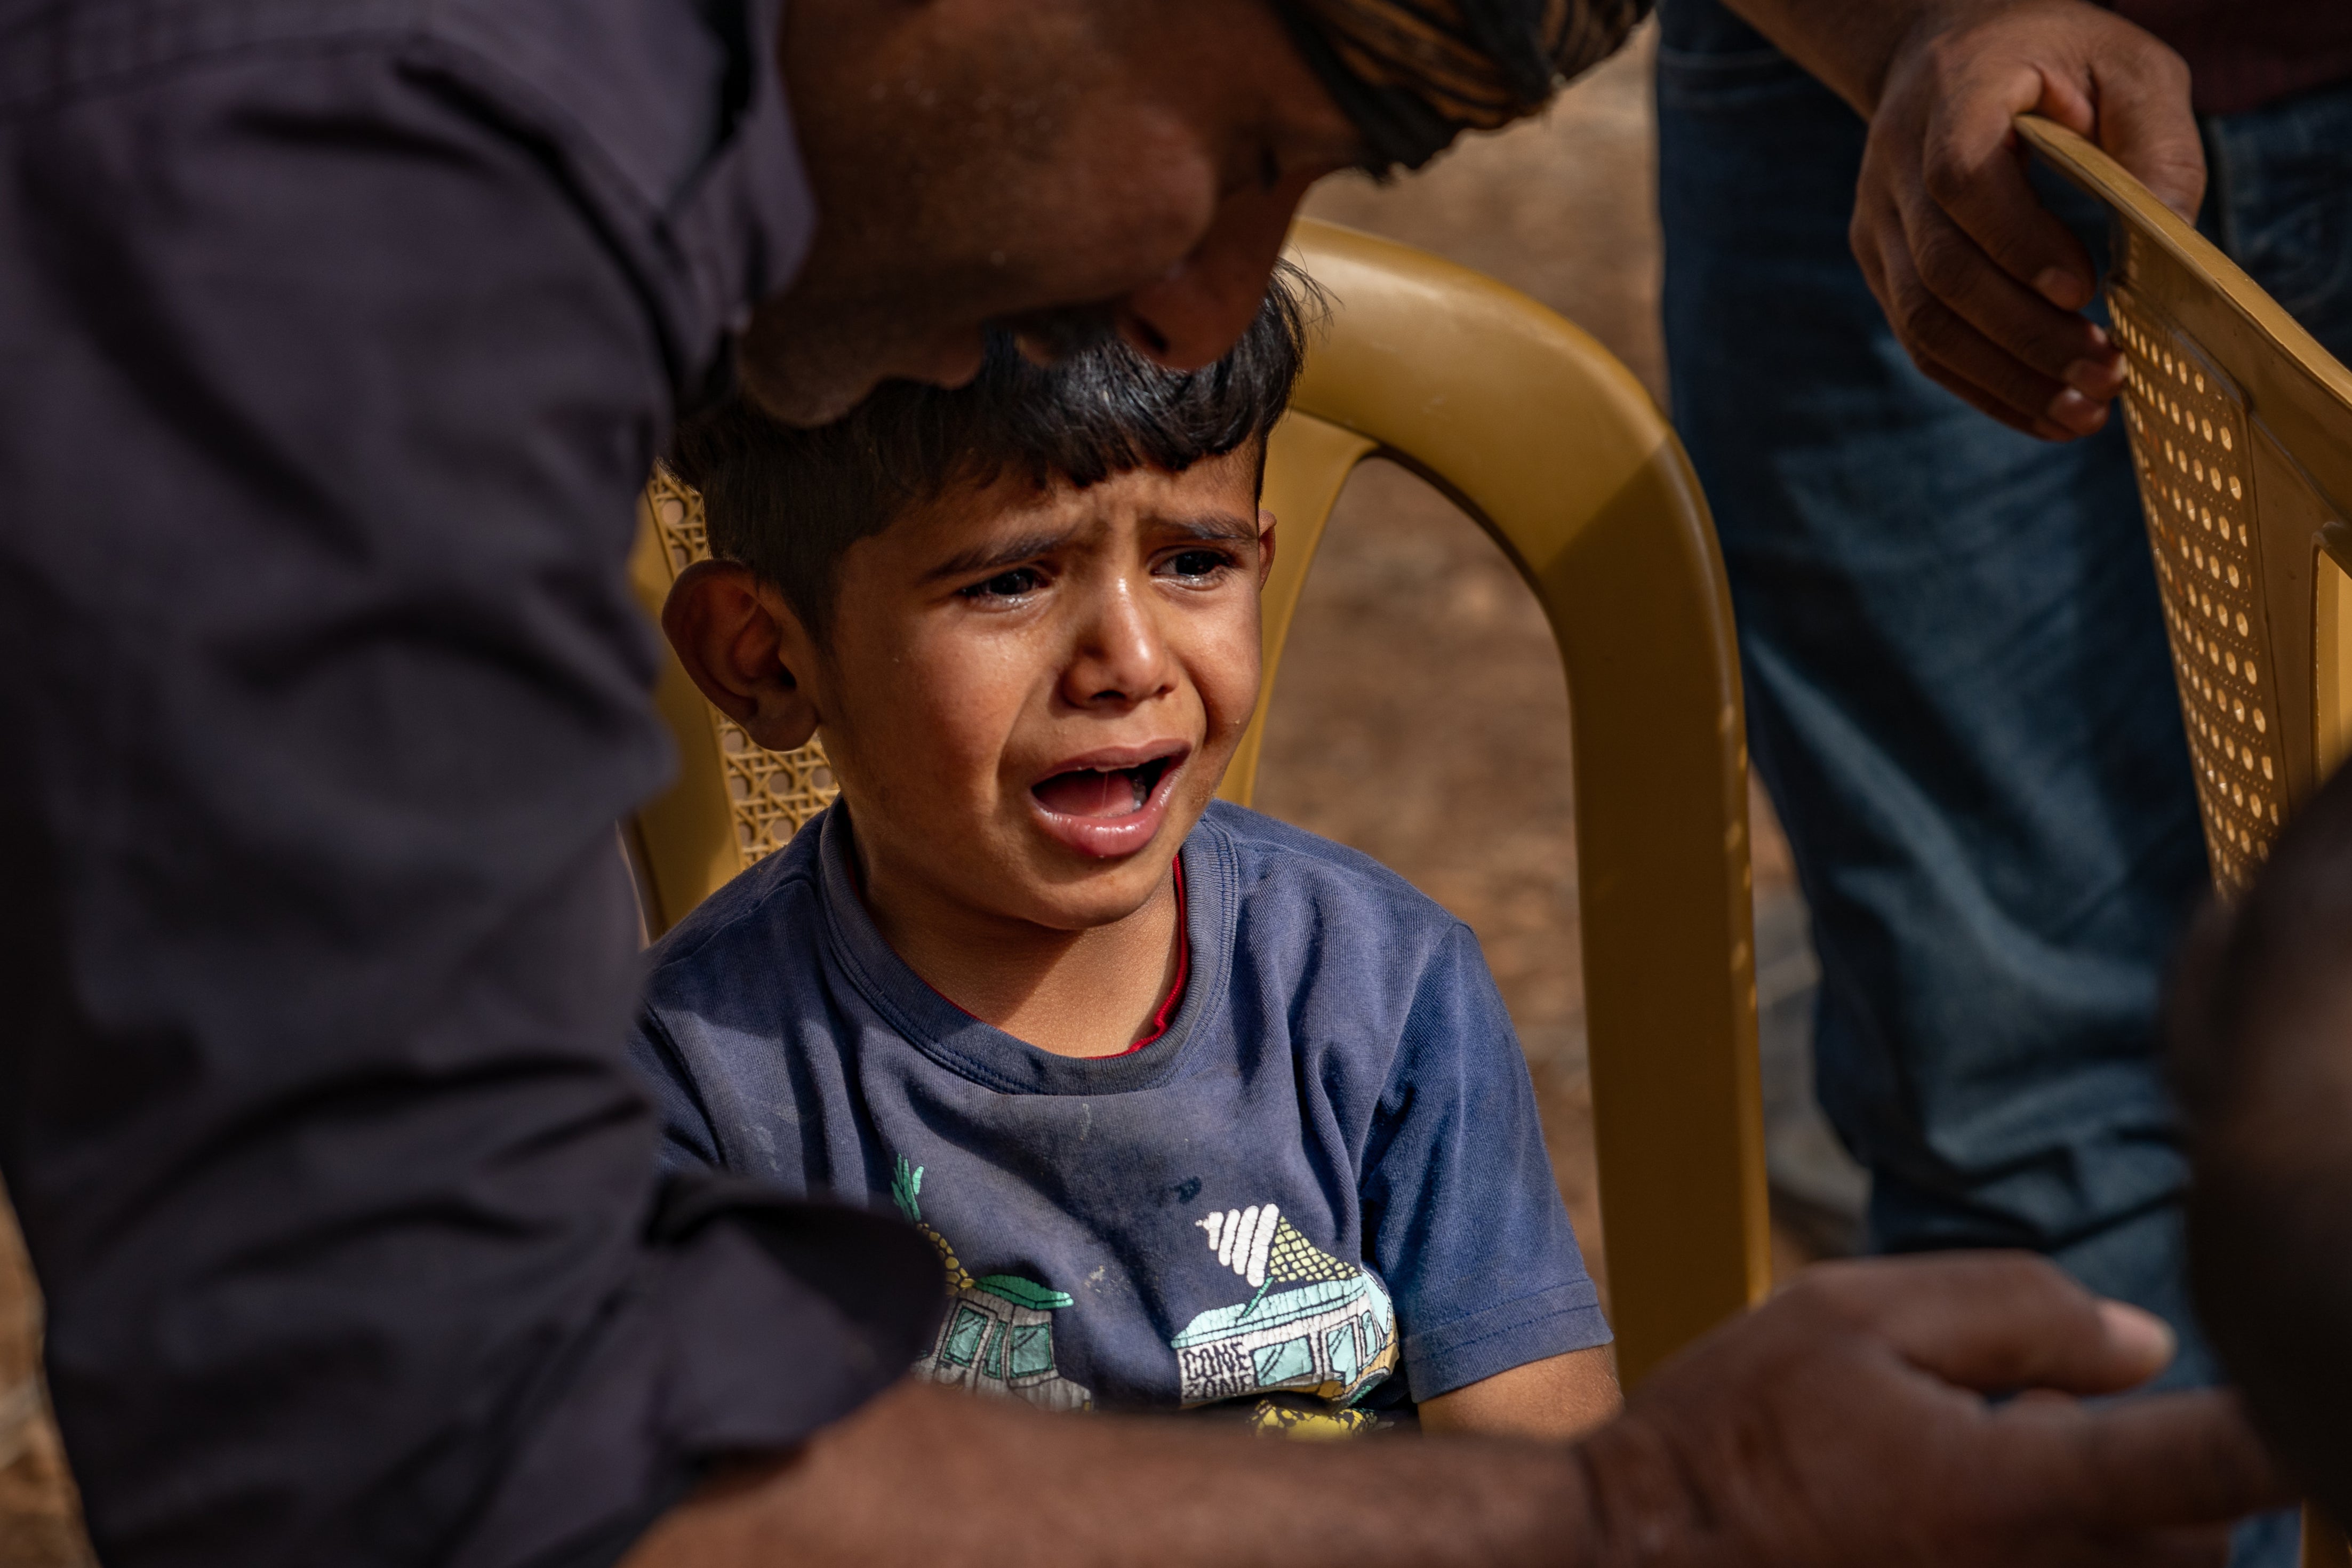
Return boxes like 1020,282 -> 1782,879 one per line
962,567 -> 1044,601
1165,549 -> 1234,581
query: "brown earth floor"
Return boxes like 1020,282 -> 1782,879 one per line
0,25 -> 1835,1555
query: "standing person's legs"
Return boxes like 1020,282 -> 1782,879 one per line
2207,83 -> 2352,380
1655,11 -> 2352,1564
1654,0 -> 2213,1373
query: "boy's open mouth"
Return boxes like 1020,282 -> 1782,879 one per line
1026,746 -> 1190,860
1030,755 -> 1177,819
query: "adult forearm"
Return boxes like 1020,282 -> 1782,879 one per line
625,1257 -> 2288,1568
1714,0 -> 1998,114
625,1380 -> 1599,1568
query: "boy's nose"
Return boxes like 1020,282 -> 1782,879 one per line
1115,175 -> 1313,370
1062,578 -> 1177,708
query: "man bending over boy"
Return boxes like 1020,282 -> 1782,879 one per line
632,272 -> 1619,1438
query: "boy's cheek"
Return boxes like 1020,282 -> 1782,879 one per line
1194,634 -> 1264,747
835,681 -> 1025,832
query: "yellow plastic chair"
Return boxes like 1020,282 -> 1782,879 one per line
2020,116 -> 2352,896
2020,115 -> 2352,1568
626,217 -> 1769,1387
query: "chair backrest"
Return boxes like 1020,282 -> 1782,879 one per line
2020,116 -> 2352,893
625,467 -> 829,926
625,217 -> 1769,1386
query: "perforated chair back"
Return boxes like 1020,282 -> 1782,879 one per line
2021,116 -> 2352,893
625,218 -> 1769,1386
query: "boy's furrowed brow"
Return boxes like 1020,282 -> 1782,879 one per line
918,511 -> 1257,582
1156,511 -> 1262,542
921,529 -> 1079,582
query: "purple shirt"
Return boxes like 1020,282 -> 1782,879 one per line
0,3 -> 939,1565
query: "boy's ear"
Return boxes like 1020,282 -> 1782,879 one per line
661,560 -> 822,753
1257,507 -> 1278,586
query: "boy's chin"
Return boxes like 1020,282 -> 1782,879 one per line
1016,842 -> 1189,932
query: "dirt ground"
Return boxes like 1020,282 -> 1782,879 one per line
0,25 -> 1849,1555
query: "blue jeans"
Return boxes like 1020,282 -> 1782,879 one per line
1657,4 -> 2352,1559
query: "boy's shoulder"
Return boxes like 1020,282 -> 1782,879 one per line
1194,801 -> 1470,955
638,818 -> 829,1016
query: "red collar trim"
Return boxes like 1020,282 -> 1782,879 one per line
890,858 -> 1189,1059
1118,859 -> 1188,1055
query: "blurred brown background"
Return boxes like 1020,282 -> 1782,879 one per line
0,23 -> 1864,1557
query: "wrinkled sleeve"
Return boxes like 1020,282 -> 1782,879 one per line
1358,925 -> 1612,1401
629,1013 -> 728,1177
0,43 -> 937,1568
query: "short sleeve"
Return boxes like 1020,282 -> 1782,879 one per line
1357,925 -> 1611,1401
630,1012 -> 728,1176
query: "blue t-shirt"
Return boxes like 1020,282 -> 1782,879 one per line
629,801 -> 1609,1423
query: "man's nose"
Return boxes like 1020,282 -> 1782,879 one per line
1115,173 -> 1316,370
1063,575 -> 1175,708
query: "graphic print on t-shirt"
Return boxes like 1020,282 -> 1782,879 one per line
893,1158 -> 1092,1412
1170,1202 -> 1397,1412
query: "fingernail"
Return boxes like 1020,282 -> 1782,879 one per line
2097,1299 -> 2178,1368
2063,357 -> 2124,396
2035,267 -> 2090,310
2046,388 -> 2109,432
2087,323 -> 2110,349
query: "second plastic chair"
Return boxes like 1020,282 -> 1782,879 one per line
2019,116 -> 2352,892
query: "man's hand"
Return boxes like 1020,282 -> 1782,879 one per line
1580,1252 -> 2289,1566
1724,0 -> 2204,441
627,1252 -> 2282,1567
1854,1 -> 2200,439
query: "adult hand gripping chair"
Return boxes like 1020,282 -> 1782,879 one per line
625,218 -> 1771,1388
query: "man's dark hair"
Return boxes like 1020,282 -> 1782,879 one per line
669,265 -> 1319,638
2170,758 -> 2352,1519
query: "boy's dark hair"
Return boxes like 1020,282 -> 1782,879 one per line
2169,758 -> 2352,1518
669,264 -> 1320,637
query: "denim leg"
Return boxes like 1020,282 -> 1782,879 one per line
2207,82 -> 2352,363
1656,14 -> 2347,1559
1655,0 -> 2211,1348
